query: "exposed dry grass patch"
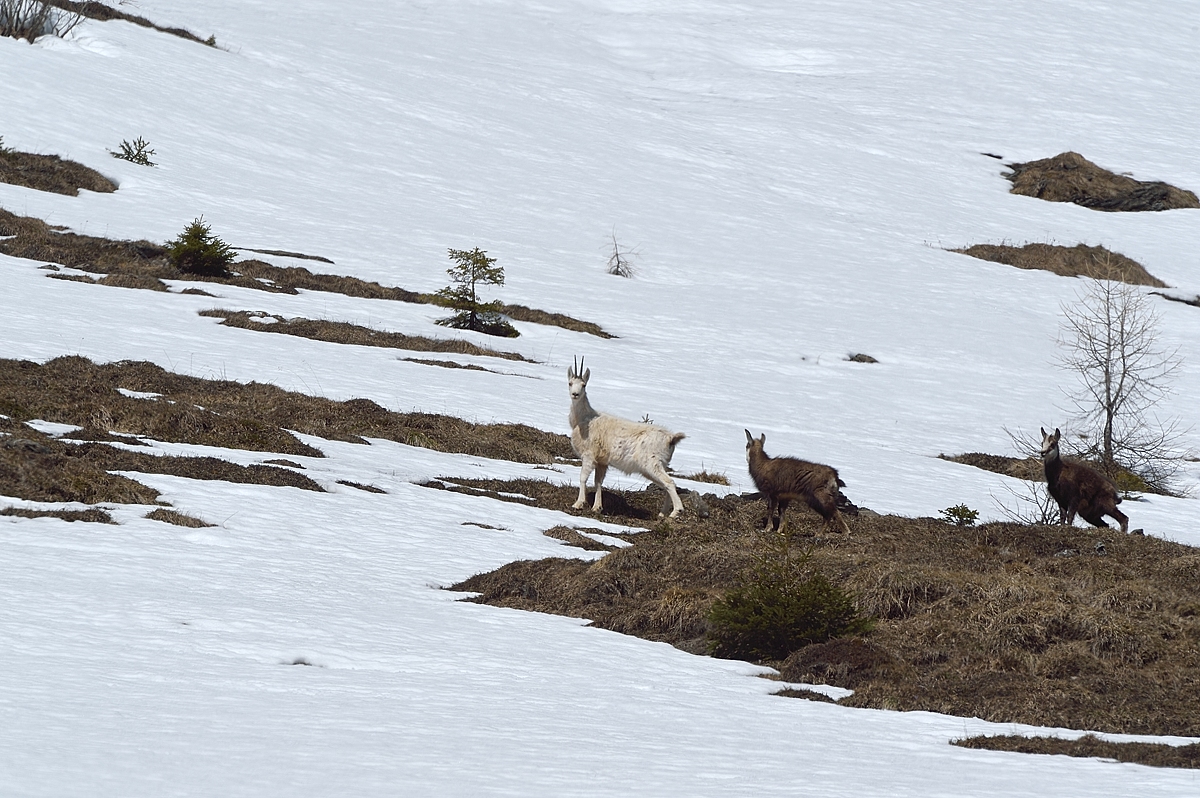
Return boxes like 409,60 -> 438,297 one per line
680,470 -> 730,485
1,506 -> 115,523
48,0 -> 216,45
0,356 -> 572,464
950,242 -> 1166,287
0,208 -> 614,337
0,149 -> 116,196
954,734 -> 1200,770
543,525 -> 620,552
144,508 -> 214,528
1,420 -> 161,505
450,478 -> 1200,735
940,452 -> 1043,481
200,309 -> 532,362
1004,152 -> 1199,212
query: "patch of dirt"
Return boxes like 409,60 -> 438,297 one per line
0,356 -> 573,465
950,242 -> 1167,287
449,477 -> 1200,736
200,309 -> 532,362
0,150 -> 117,196
954,734 -> 1200,770
1004,152 -> 1199,212
0,208 -> 614,338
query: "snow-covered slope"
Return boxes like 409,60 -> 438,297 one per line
3,2 -> 1200,794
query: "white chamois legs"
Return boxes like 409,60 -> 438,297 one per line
574,459 -> 594,510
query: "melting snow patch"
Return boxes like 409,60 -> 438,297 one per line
117,388 -> 163,400
23,419 -> 81,437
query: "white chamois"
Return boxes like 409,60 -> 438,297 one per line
567,357 -> 686,518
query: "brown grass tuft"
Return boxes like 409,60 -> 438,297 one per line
950,242 -> 1167,287
450,478 -> 1200,735
1004,152 -> 1200,212
144,508 -> 214,528
954,734 -> 1200,770
940,452 -> 1043,481
0,150 -> 117,196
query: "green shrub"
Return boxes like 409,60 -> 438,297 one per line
109,137 -> 156,167
939,504 -> 979,526
166,217 -> 234,277
708,539 -> 872,661
434,247 -> 518,337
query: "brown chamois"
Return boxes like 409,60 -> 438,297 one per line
1040,427 -> 1129,533
744,429 -> 850,535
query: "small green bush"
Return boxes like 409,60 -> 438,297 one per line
110,137 -> 156,167
939,504 -> 979,526
708,540 -> 872,661
434,247 -> 518,337
166,217 -> 234,277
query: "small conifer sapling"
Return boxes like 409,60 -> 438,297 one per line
166,216 -> 235,277
434,247 -> 518,337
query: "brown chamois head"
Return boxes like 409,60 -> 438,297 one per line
745,428 -> 768,465
1040,427 -> 1062,459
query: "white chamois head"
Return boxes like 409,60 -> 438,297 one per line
567,356 -> 590,401
1040,427 -> 1061,458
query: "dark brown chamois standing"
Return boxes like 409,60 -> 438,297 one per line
1040,427 -> 1129,533
744,429 -> 850,535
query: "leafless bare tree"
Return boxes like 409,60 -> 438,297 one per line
1057,255 -> 1186,491
0,0 -> 84,42
605,229 -> 638,278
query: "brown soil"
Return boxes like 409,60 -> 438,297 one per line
1004,152 -> 1199,212
200,310 -> 532,362
450,477 -> 1200,736
0,208 -> 614,338
0,150 -> 117,196
955,734 -> 1200,770
951,242 -> 1167,287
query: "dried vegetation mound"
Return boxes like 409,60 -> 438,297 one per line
51,0 -> 215,45
955,734 -> 1200,770
0,150 -> 117,196
1005,152 -> 1199,212
940,452 -> 1043,481
951,242 -> 1167,287
0,356 -> 572,464
451,478 -> 1200,736
200,310 -> 532,362
0,209 -> 614,337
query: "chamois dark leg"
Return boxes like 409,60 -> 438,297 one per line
776,499 -> 792,533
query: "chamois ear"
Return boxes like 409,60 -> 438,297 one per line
1054,427 -> 1061,438
759,433 -> 766,445
745,429 -> 753,444
581,368 -> 590,384
567,366 -> 575,380
1040,427 -> 1047,438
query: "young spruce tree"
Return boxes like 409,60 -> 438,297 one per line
435,247 -> 518,338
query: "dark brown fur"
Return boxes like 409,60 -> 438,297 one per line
1040,427 -> 1129,533
745,429 -> 850,535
